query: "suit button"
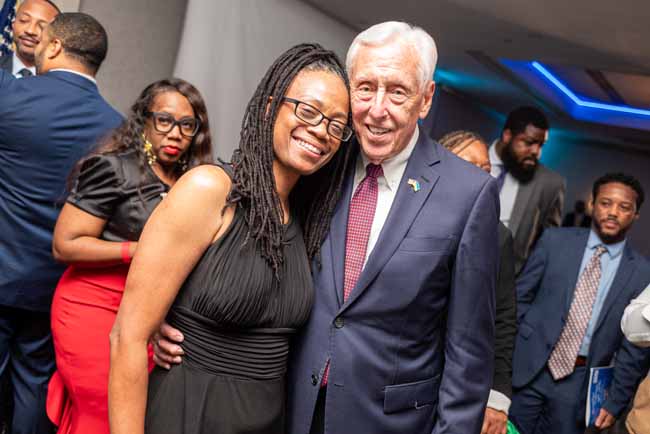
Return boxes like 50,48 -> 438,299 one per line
311,374 -> 319,386
334,317 -> 344,328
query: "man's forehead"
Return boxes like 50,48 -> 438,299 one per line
350,43 -> 420,82
16,0 -> 57,18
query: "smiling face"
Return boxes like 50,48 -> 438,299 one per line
591,182 -> 639,243
143,91 -> 195,168
272,69 -> 349,178
349,40 -> 435,164
12,0 -> 58,66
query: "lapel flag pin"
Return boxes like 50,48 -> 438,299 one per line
407,178 -> 421,192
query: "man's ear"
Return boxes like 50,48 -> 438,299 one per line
501,129 -> 512,144
48,38 -> 63,60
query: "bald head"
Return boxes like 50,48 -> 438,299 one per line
12,0 -> 59,66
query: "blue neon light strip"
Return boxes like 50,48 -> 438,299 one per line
531,61 -> 650,117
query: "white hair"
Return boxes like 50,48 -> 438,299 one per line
346,21 -> 438,89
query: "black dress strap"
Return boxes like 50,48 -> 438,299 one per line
215,159 -> 234,179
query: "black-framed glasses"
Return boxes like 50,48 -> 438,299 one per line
282,97 -> 353,141
145,111 -> 201,138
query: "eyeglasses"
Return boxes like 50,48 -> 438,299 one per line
145,111 -> 200,138
282,97 -> 353,142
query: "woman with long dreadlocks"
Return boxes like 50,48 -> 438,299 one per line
108,43 -> 354,434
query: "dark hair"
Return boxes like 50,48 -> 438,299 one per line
96,78 -> 212,173
592,172 -> 644,212
17,0 -> 61,14
439,130 -> 486,153
228,43 -> 353,280
47,12 -> 107,73
503,106 -> 549,136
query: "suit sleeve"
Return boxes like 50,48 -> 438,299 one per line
515,230 -> 551,322
492,227 -> 517,399
432,177 -> 499,434
602,337 -> 650,416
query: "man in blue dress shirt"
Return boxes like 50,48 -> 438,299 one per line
510,172 -> 650,434
0,13 -> 122,434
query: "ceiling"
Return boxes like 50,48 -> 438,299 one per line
302,0 -> 650,152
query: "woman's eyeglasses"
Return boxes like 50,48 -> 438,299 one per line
282,97 -> 353,142
146,111 -> 200,138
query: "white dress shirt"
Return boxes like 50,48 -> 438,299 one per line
11,53 -> 35,77
621,283 -> 650,348
489,141 -> 519,229
49,68 -> 97,84
353,127 -> 419,267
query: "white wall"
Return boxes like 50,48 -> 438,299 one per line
79,0 -> 188,113
173,0 -> 356,159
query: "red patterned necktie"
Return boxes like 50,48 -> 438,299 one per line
321,163 -> 382,386
343,163 -> 383,301
547,245 -> 607,380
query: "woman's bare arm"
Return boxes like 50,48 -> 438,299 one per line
52,204 -> 137,265
108,165 -> 233,434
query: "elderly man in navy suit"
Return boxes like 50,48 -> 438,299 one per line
154,21 -> 499,434
0,13 -> 122,434
510,173 -> 650,434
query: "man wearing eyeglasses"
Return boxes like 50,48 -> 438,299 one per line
0,13 -> 121,434
154,21 -> 498,434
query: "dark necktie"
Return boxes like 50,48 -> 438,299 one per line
17,68 -> 33,78
321,163 -> 383,386
548,245 -> 607,380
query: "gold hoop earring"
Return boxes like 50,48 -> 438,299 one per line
142,134 -> 157,166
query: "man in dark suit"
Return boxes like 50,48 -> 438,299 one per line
489,107 -> 566,275
153,21 -> 499,434
0,13 -> 122,434
509,173 -> 650,434
0,0 -> 59,77
439,130 -> 518,434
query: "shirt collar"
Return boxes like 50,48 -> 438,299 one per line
359,127 -> 419,191
12,53 -> 35,77
587,229 -> 626,259
489,139 -> 503,166
49,68 -> 97,84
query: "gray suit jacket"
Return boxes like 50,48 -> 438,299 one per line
509,163 -> 565,274
0,54 -> 12,73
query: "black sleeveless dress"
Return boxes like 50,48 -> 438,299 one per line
145,168 -> 314,434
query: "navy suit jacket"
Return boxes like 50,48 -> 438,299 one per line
287,130 -> 500,434
0,69 -> 123,311
513,227 -> 650,416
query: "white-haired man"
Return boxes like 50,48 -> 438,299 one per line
153,21 -> 500,434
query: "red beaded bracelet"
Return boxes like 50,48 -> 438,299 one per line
121,241 -> 132,264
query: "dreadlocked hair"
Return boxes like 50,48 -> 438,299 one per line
438,130 -> 486,153
228,43 -> 355,281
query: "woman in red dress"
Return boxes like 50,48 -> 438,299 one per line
46,78 -> 213,434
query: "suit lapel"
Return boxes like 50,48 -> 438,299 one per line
328,148 -> 358,308
339,130 -> 440,312
593,246 -> 636,334
564,230 -> 590,312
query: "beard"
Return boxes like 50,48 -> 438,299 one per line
501,143 -> 537,184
